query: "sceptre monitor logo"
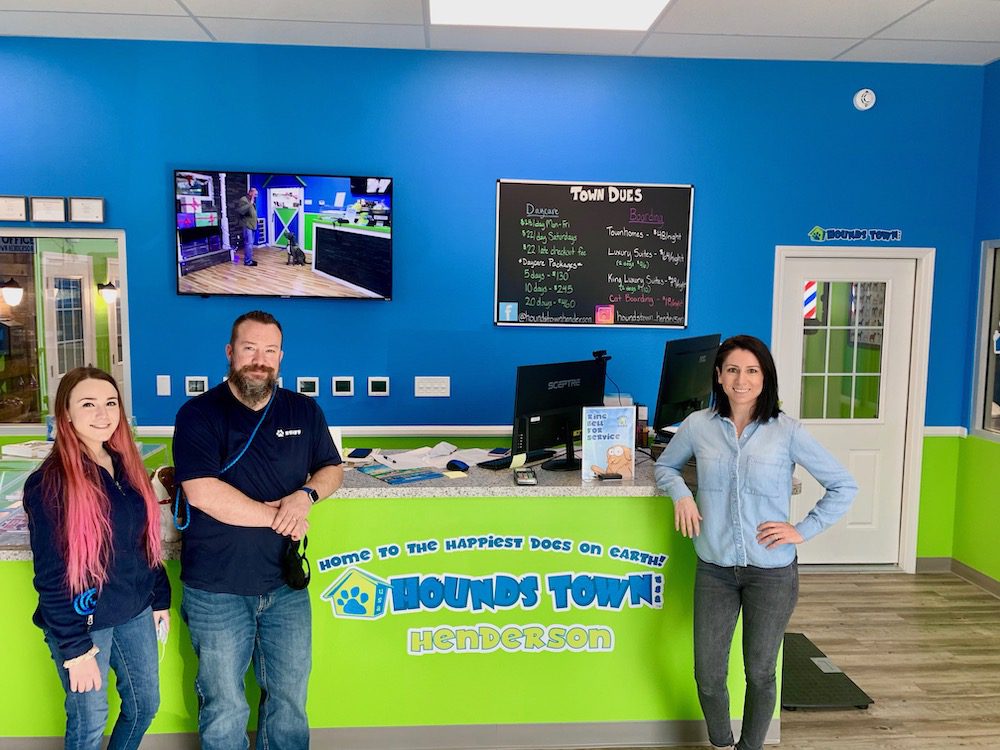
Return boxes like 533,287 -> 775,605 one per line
548,379 -> 581,390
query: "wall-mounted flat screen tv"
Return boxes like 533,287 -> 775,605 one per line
175,170 -> 392,299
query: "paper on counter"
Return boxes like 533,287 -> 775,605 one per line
509,453 -> 527,469
442,471 -> 468,479
375,443 -> 497,470
374,446 -> 434,470
428,441 -> 458,457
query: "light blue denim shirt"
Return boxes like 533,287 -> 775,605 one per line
654,409 -> 858,569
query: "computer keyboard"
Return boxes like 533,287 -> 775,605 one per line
477,449 -> 556,470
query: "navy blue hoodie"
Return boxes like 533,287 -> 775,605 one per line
24,451 -> 171,661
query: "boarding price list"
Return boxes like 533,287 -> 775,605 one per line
494,180 -> 693,328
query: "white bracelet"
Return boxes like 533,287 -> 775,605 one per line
63,645 -> 100,669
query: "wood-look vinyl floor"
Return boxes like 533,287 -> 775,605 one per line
617,572 -> 1000,750
178,246 -> 370,297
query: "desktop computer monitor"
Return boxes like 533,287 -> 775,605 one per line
652,334 -> 721,436
512,357 -> 607,472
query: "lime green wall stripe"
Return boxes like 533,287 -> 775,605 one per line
953,435 -> 1000,580
916,437 -> 959,558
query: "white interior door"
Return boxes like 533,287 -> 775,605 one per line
42,252 -> 97,409
775,255 -> 915,564
106,258 -> 124,387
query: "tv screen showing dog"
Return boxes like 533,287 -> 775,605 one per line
174,170 -> 392,299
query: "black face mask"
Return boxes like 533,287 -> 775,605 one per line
282,536 -> 311,590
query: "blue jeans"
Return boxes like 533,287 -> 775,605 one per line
693,559 -> 798,750
242,226 -> 255,263
182,583 -> 311,750
44,606 -> 159,750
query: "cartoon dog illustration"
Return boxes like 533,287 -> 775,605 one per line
591,444 -> 633,478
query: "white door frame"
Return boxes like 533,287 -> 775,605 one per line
0,228 -> 132,435
42,251 -> 97,409
772,246 -> 935,573
105,257 -> 127,409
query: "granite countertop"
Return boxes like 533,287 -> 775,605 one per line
335,454 -> 665,498
0,454 -> 674,560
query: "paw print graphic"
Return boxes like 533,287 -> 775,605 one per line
337,586 -> 370,616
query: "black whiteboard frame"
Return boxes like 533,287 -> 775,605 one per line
494,178 -> 694,329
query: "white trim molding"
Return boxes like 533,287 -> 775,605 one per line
923,426 -> 968,437
971,240 -> 1000,444
772,245 -> 935,575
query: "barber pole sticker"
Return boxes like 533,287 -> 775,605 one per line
803,281 -> 817,319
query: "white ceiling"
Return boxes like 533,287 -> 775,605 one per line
2,0 -> 1000,66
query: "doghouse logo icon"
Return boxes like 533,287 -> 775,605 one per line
321,567 -> 390,620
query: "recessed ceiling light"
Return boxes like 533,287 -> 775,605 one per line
429,0 -> 670,32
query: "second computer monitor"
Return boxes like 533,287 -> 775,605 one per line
512,357 -> 607,471
652,333 -> 722,435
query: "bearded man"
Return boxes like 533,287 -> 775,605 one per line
173,310 -> 342,750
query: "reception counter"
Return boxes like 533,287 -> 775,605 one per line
1,451 -> 777,749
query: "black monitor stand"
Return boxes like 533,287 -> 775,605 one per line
541,420 -> 580,472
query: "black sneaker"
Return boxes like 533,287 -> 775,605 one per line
244,260 -> 258,267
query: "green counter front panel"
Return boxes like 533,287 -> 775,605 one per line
2,493 -> 754,738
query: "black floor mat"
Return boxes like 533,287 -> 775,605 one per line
781,632 -> 873,710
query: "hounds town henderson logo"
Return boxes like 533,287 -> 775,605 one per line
808,225 -> 902,242
317,535 -> 667,655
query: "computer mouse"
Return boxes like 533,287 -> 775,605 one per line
446,459 -> 469,472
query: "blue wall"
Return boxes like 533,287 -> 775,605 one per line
0,37 -> 985,427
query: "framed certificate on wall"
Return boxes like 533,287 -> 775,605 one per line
0,196 -> 27,221
29,197 -> 66,222
69,197 -> 105,223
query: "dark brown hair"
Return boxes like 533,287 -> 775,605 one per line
229,310 -> 282,348
711,334 -> 781,423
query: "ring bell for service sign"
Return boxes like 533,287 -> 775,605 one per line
494,179 -> 693,329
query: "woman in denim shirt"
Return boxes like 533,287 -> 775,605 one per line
655,335 -> 857,750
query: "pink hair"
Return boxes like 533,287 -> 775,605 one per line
40,367 -> 162,595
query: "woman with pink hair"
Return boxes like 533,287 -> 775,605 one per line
24,367 -> 170,750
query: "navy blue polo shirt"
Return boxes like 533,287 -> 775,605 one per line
173,383 -> 341,595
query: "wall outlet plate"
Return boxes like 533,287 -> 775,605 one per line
156,375 -> 171,397
368,376 -> 390,397
414,375 -> 450,397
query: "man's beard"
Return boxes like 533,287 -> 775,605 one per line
229,363 -> 277,405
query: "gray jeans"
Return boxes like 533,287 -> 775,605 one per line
693,558 -> 798,750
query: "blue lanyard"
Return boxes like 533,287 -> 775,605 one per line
174,386 -> 277,531
221,387 -> 277,473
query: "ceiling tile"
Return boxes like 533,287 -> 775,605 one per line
0,1 -> 184,12
0,10 -> 208,40
4,0 -> 1000,65
876,0 -> 1000,42
638,32 -> 857,60
202,18 -> 426,48
186,0 -> 425,25
840,38 -> 1000,65
655,0 -> 927,38
429,27 -> 644,56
